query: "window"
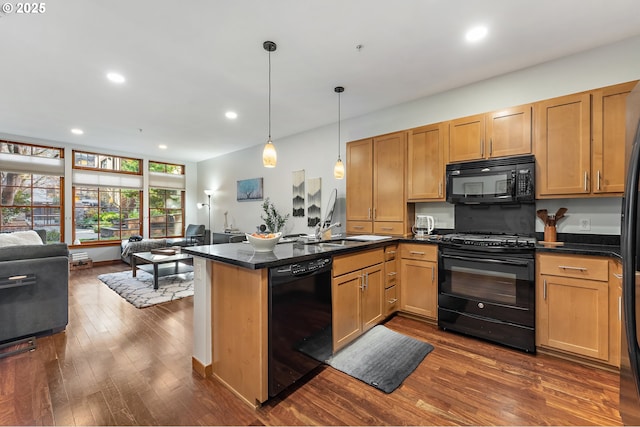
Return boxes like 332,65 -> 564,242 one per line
149,188 -> 183,238
148,161 -> 185,239
73,187 -> 141,243
0,141 -> 63,243
72,150 -> 143,244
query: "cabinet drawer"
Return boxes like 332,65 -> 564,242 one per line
384,245 -> 398,261
373,221 -> 404,235
385,285 -> 398,315
538,254 -> 608,281
333,248 -> 384,277
346,221 -> 373,234
400,243 -> 438,261
384,261 -> 397,287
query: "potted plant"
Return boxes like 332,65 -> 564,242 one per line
261,198 -> 289,233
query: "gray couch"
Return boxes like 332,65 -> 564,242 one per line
0,232 -> 69,344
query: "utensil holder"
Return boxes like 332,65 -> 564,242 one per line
544,225 -> 557,242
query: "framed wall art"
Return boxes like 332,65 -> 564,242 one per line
237,177 -> 264,201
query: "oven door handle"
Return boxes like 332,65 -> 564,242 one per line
441,253 -> 530,267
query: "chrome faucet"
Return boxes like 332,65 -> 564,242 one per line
315,222 -> 342,240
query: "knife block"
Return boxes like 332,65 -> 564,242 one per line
544,225 -> 557,242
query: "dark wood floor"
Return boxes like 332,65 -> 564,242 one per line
0,263 -> 623,426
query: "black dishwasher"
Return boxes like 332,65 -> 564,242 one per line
269,257 -> 332,397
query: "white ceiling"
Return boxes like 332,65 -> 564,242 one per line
1,0 -> 639,163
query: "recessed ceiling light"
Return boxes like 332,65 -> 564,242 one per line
159,144 -> 167,150
71,128 -> 84,135
106,72 -> 125,84
225,111 -> 238,119
465,25 -> 488,42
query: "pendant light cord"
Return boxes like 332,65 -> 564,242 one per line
268,49 -> 272,140
337,90 -> 341,159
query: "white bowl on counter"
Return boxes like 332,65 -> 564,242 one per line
245,232 -> 282,252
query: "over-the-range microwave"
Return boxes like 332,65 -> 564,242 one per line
445,155 -> 535,204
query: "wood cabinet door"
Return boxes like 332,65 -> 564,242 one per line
399,258 -> 438,320
373,132 -> 406,222
449,114 -> 485,163
486,104 -> 532,158
407,123 -> 447,201
361,264 -> 384,332
535,92 -> 591,197
346,138 -> 373,222
332,270 -> 363,351
592,81 -> 637,194
538,274 -> 609,361
610,260 -> 623,367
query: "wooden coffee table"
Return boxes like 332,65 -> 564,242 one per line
131,251 -> 194,290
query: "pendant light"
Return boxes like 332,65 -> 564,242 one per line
333,86 -> 345,179
262,41 -> 277,168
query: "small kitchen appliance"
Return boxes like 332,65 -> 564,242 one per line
412,214 -> 434,238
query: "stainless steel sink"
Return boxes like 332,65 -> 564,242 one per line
305,239 -> 362,249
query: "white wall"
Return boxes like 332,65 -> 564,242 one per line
197,35 -> 640,237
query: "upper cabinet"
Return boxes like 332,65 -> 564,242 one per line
449,104 -> 533,163
346,131 -> 413,236
592,81 -> 638,194
407,123 -> 448,201
535,81 -> 637,198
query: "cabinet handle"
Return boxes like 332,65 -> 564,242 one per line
481,139 -> 484,157
373,208 -> 376,219
388,298 -> 398,304
387,271 -> 397,277
584,171 -> 588,192
381,227 -> 393,231
614,273 -> 623,279
409,251 -> 425,256
353,225 -> 364,230
597,170 -> 601,191
359,274 -> 365,291
543,279 -> 547,300
559,265 -> 587,271
431,266 -> 435,282
438,181 -> 443,197
364,272 -> 368,290
489,138 -> 493,156
368,208 -> 371,220
619,295 -> 622,321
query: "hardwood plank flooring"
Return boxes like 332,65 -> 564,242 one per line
0,263 -> 623,425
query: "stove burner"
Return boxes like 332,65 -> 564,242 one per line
437,233 -> 536,249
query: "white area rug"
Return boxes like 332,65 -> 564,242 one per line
97,270 -> 194,308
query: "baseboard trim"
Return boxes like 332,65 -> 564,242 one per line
192,356 -> 212,378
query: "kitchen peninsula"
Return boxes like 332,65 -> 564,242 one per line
182,238 -> 390,407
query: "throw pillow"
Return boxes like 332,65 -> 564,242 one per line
0,230 -> 44,247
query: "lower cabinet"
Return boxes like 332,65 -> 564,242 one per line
399,243 -> 438,321
332,248 -> 384,352
536,253 -> 620,366
384,245 -> 399,316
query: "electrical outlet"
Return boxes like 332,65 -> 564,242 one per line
579,218 -> 591,231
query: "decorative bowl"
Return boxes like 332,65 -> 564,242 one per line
245,232 -> 282,252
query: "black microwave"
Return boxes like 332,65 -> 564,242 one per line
446,155 -> 535,204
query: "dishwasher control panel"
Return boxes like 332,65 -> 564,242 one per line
272,257 -> 332,277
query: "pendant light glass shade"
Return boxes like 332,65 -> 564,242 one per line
263,41 -> 277,168
334,86 -> 345,179
263,138 -> 277,167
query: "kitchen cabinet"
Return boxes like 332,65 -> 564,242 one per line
407,123 -> 448,201
448,104 -> 532,163
399,243 -> 438,321
332,248 -> 384,351
536,253 -> 613,364
346,132 -> 413,236
535,81 -> 637,198
383,244 -> 399,316
610,259 -> 623,368
592,81 -> 638,194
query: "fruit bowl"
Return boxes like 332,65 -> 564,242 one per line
245,232 -> 282,252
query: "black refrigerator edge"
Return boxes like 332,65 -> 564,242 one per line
620,80 -> 640,425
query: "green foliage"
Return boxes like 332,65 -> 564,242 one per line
261,198 -> 289,233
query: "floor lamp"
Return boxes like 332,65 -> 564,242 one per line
197,189 -> 213,244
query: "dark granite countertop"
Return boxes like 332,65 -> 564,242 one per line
183,232 -> 622,269
182,237 -> 398,269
